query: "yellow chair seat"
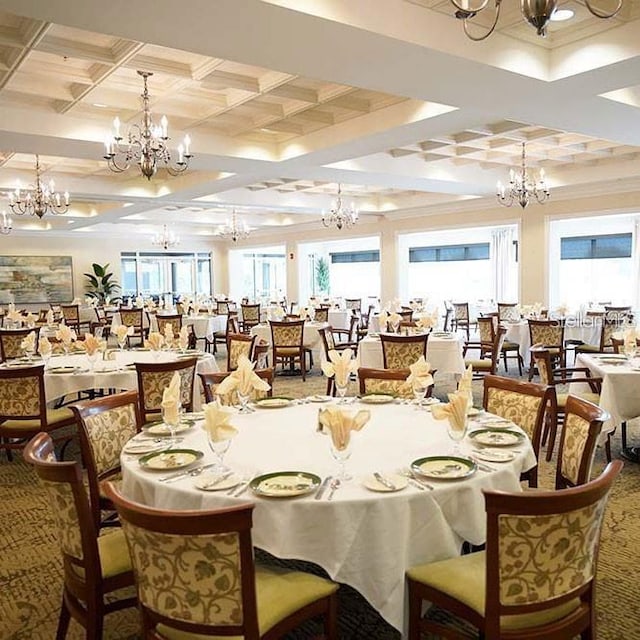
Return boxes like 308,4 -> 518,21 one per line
70,528 -> 132,581
274,347 -> 302,357
557,392 -> 600,409
407,551 -> 580,632
465,359 -> 492,371
575,344 -> 601,353
502,341 -> 520,350
156,565 -> 338,640
0,407 -> 74,431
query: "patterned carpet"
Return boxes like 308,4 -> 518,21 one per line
2,364 -> 640,639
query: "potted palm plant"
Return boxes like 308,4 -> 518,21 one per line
84,263 -> 121,304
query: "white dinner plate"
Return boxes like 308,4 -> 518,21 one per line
195,472 -> 242,491
362,473 -> 408,492
308,395 -> 332,403
473,448 -> 516,463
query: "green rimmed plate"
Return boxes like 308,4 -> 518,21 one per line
254,397 -> 293,409
144,419 -> 197,436
250,471 -> 321,497
411,456 -> 477,480
469,429 -> 524,447
358,393 -> 395,405
139,448 -> 203,470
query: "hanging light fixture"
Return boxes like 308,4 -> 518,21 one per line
7,155 -> 70,219
0,211 -> 12,235
450,0 -> 622,41
497,142 -> 550,209
322,184 -> 358,230
151,225 -> 180,250
103,71 -> 193,180
217,210 -> 250,243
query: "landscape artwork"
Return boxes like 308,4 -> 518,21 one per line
0,255 -> 73,304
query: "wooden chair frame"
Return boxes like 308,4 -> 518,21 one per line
269,319 -> 308,381
358,367 -> 434,399
240,303 -> 261,333
452,302 -> 477,340
0,326 -> 40,361
226,332 -> 257,371
119,307 -> 146,346
380,333 -> 428,370
155,313 -> 183,336
199,369 -> 274,404
61,303 -> 91,335
463,326 -> 507,378
528,318 -> 566,379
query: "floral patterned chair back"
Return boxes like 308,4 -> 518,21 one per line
227,333 -> 256,371
380,334 -> 428,369
216,300 -> 230,314
61,304 -> 80,324
270,319 -> 304,349
345,298 -> 362,313
240,303 -> 260,325
199,369 -> 273,406
453,303 -> 469,322
477,316 -> 495,346
0,327 -> 38,361
70,390 -> 141,529
314,307 -> 329,323
119,308 -> 143,328
358,367 -> 414,399
497,302 -> 520,323
0,365 -> 43,419
136,357 -> 197,420
156,314 -> 182,335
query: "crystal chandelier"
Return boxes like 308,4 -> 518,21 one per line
496,142 -> 550,209
151,225 -> 180,250
103,71 -> 193,180
217,210 -> 250,243
0,211 -> 12,235
451,0 -> 622,40
322,184 -> 358,230
7,155 -> 70,218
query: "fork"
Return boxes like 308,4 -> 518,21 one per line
327,478 -> 341,500
399,468 -> 434,490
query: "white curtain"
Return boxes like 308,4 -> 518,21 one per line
491,227 -> 514,302
632,217 -> 640,310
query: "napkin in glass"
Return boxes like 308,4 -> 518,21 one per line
216,355 -> 271,398
113,324 -> 133,342
416,311 -> 438,331
178,326 -> 190,351
321,348 -> 357,388
161,371 -> 181,424
81,333 -> 102,356
457,364 -> 474,406
431,390 -> 470,434
406,356 -> 434,390
146,332 -> 165,351
38,337 -> 52,358
318,406 -> 370,450
56,324 -> 77,345
46,309 -> 55,326
202,400 -> 237,442
20,331 -> 36,353
163,323 -> 175,345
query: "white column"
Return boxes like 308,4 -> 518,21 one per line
380,224 -> 396,304
285,240 -> 299,305
519,212 -> 547,305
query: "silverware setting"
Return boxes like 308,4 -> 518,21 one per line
327,478 -> 341,500
159,462 -> 217,483
469,456 -> 496,473
314,475 -> 332,500
400,468 -> 434,490
199,470 -> 235,489
229,471 -> 261,497
373,472 -> 397,490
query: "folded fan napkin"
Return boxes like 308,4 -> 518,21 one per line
406,356 -> 434,390
321,348 -> 357,387
388,312 -> 402,328
163,324 -> 175,344
135,295 -> 144,308
82,333 -> 101,356
25,312 -> 37,326
178,326 -> 190,351
112,324 -> 133,342
46,309 -> 55,326
415,311 -> 438,330
431,390 -> 470,434
20,331 -> 36,353
6,308 -> 22,323
457,364 -> 474,406
318,406 -> 370,450
146,332 -> 165,351
202,400 -> 237,442
161,372 -> 181,425
38,337 -> 52,357
216,355 -> 271,398
56,325 -> 76,344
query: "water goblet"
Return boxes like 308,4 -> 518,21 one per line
207,435 -> 233,473
117,337 -> 127,352
161,403 -> 182,445
412,382 -> 427,409
624,343 -> 637,359
335,377 -> 349,404
237,388 -> 253,414
446,416 -> 469,457
86,351 -> 99,371
329,430 -> 352,481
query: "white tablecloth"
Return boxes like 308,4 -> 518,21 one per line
250,322 -> 329,364
121,401 -> 535,633
571,353 -> 639,443
151,313 -> 226,340
357,334 -> 465,377
42,350 -> 218,411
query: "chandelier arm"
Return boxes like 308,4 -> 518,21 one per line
584,0 -> 622,18
461,0 -> 501,41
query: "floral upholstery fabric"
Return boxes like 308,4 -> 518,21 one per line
120,522 -> 243,625
120,310 -> 143,328
485,388 -> 543,441
381,339 -> 426,369
362,377 -> 412,399
498,305 -> 520,322
61,306 -> 80,323
561,412 -> 592,485
530,324 -> 563,347
478,319 -> 494,343
498,496 -> 608,606
41,479 -> 84,561
0,375 -> 40,416
228,340 -> 253,371
141,367 -> 195,412
241,305 -> 260,322
314,308 -> 329,323
156,317 -> 181,334
272,324 -> 303,347
83,403 -> 138,476
453,304 -> 469,321
1,334 -> 28,359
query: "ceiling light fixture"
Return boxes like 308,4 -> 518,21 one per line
0,211 -> 12,235
103,70 -> 193,180
496,142 -> 550,209
451,0 -> 621,40
217,210 -> 250,243
7,155 -> 70,219
322,183 -> 358,230
151,224 -> 180,250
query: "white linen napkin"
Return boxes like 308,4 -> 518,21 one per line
38,337 -> 52,358
431,390 -> 470,434
321,348 -> 357,387
55,324 -> 76,345
113,324 -> 133,342
406,356 -> 433,390
457,364 -> 474,406
318,406 -> 370,450
20,331 -> 36,354
146,332 -> 165,351
202,400 -> 237,442
161,372 -> 181,424
216,355 -> 271,397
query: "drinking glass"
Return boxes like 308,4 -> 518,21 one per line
329,430 -> 352,481
624,342 -> 637,359
117,337 -> 127,352
161,403 -> 182,444
335,376 -> 349,404
237,388 -> 254,413
447,416 -> 469,457
412,382 -> 427,408
207,435 -> 233,472
86,351 -> 99,371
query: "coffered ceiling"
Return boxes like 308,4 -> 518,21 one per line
0,0 -> 638,241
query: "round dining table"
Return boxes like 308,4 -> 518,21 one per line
121,399 -> 535,634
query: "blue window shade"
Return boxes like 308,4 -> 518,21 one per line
409,243 -> 490,263
560,233 -> 632,260
330,250 -> 380,263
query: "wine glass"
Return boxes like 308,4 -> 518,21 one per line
207,435 -> 233,472
623,342 -> 637,360
236,387 -> 254,413
86,351 -> 99,371
447,416 -> 469,457
329,429 -> 352,481
412,382 -> 427,408
161,403 -> 182,445
334,375 -> 349,404
117,336 -> 127,352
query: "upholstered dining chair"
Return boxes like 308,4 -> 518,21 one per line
406,460 -> 622,640
24,433 -> 136,640
497,302 -> 520,323
530,347 -> 604,462
463,316 -> 495,361
358,367 -> 434,399
207,311 -> 239,354
269,319 -> 308,381
527,318 -> 566,379
482,374 -> 553,488
135,357 -> 198,423
119,307 -> 145,346
155,313 -> 183,335
61,304 -> 91,335
103,483 -> 339,640
345,298 -> 362,313
574,314 -> 618,358
380,333 -> 428,369
0,326 -> 40,362
451,302 -> 476,340
199,369 -> 274,405
313,306 -> 329,323
240,303 -> 261,333
70,390 -> 142,530
0,363 -> 76,461
226,332 -> 257,371
463,326 -> 507,378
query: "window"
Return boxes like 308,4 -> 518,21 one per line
228,248 -> 286,302
561,233 -> 632,260
409,243 -> 490,263
330,250 -> 380,263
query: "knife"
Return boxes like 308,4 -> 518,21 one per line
314,476 -> 332,500
373,472 -> 397,491
159,462 -> 216,483
200,470 -> 235,490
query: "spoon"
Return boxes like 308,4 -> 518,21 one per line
327,478 -> 341,500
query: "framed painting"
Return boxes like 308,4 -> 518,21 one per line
0,255 -> 73,304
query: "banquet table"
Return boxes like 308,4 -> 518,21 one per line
150,313 -> 226,340
121,400 -> 535,634
357,333 -> 466,377
250,321 -> 330,364
571,353 -> 638,447
24,349 -> 219,410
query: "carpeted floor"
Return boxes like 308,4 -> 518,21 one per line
2,362 -> 640,639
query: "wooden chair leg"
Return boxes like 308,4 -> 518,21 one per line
55,595 -> 71,640
324,593 -> 339,640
